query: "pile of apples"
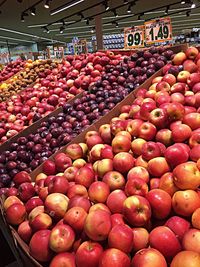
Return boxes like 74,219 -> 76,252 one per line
0,48 -> 175,183
1,46 -> 200,267
0,52 -> 123,145
0,59 -> 58,103
0,59 -> 25,83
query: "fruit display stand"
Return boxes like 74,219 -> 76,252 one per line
30,68 -> 163,179
0,92 -> 83,153
0,43 -> 197,266
0,67 -> 163,267
0,60 -> 58,103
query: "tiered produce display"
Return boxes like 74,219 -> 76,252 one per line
0,59 -> 58,103
0,46 -> 200,267
0,59 -> 25,83
0,52 -> 123,144
0,48 -> 175,185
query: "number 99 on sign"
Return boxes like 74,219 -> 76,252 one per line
127,32 -> 142,46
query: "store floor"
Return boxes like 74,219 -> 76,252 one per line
0,229 -> 17,267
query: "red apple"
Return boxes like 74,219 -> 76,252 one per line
131,248 -> 167,267
192,207 -> 200,229
75,241 -> 103,267
173,51 -> 187,65
48,176 -> 69,194
186,46 -> 199,59
164,143 -> 189,168
43,160 -> 56,175
102,171 -> 125,191
29,230 -> 53,262
159,172 -> 178,196
113,152 -> 135,174
64,206 -> 87,233
149,108 -> 168,129
106,190 -> 127,214
123,195 -> 151,227
5,203 -> 26,225
165,216 -> 191,241
49,224 -> 75,252
147,157 -> 170,177
125,177 -> 148,197
183,112 -> 200,130
25,196 -> 43,214
45,193 -> 69,220
84,209 -> 111,241
111,135 -> 131,153
127,166 -> 150,183
149,226 -> 181,261
171,251 -> 200,267
172,189 -> 200,216
66,143 -> 83,160
99,248 -> 131,267
138,122 -> 157,141
108,224 -> 133,253
13,171 -> 31,186
54,153 -> 72,172
132,227 -> 149,252
88,181 -> 110,203
50,252 -> 76,267
142,141 -> 161,161
146,189 -> 171,219
173,161 -> 200,190
182,228 -> 200,253
171,123 -> 192,143
30,212 -> 52,232
17,220 -> 32,243
75,166 -> 95,188
131,138 -> 147,156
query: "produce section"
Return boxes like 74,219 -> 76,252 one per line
0,44 -> 199,267
0,52 -> 122,144
0,47 -> 175,186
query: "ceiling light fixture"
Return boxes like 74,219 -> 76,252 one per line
127,4 -> 132,13
124,0 -> 129,4
20,12 -> 28,22
186,10 -> 191,16
165,5 -> 169,14
86,18 -> 90,25
44,0 -> 50,9
103,1 -> 110,11
91,27 -> 95,33
79,12 -> 84,20
191,2 -> 196,8
51,0 -> 84,15
43,26 -> 50,33
181,0 -> 186,4
60,25 -> 65,33
30,7 -> 36,16
113,9 -> 118,17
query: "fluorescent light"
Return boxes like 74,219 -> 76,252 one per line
172,17 -> 200,23
0,28 -> 66,44
0,41 -> 18,45
28,21 -> 75,28
0,35 -> 34,43
51,0 -> 84,15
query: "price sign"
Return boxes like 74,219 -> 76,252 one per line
145,17 -> 172,44
124,25 -> 145,49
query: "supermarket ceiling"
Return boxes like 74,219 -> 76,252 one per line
0,0 -> 200,46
